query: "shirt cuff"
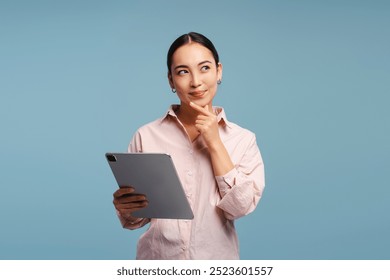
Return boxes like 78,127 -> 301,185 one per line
215,168 -> 238,197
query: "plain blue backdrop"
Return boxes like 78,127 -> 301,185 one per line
1,0 -> 389,259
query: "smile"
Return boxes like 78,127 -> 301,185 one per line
189,90 -> 206,97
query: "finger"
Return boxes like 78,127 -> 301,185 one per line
194,124 -> 202,131
196,114 -> 209,120
115,200 -> 148,212
196,118 -> 214,127
195,118 -> 206,124
114,187 -> 135,196
195,123 -> 209,132
189,102 -> 212,116
117,200 -> 148,210
196,112 -> 217,123
118,204 -> 148,217
113,187 -> 135,198
117,194 -> 147,204
114,193 -> 147,203
119,186 -> 135,192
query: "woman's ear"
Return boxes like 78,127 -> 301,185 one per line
217,62 -> 223,82
168,72 -> 174,89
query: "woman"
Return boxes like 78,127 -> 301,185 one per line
113,32 -> 265,259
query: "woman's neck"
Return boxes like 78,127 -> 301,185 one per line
176,103 -> 195,125
176,102 -> 213,125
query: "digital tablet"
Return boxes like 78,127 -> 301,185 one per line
105,153 -> 194,220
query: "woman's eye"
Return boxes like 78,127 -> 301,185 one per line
201,65 -> 210,71
177,70 -> 188,75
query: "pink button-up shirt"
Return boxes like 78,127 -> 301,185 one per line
118,105 -> 265,259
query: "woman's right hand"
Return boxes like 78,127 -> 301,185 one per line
113,187 -> 148,222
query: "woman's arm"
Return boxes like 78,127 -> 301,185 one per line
189,102 -> 265,220
215,135 -> 265,220
190,102 -> 234,176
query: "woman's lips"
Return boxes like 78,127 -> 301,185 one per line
190,90 -> 206,97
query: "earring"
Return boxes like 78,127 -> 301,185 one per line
217,79 -> 222,85
171,88 -> 176,93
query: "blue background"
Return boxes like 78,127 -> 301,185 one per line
1,0 -> 389,259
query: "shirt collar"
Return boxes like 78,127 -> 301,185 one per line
160,104 -> 232,128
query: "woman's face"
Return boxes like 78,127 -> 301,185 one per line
168,42 -> 222,109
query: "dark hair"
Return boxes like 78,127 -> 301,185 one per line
167,32 -> 220,73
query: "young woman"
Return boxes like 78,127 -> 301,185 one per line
113,32 -> 265,259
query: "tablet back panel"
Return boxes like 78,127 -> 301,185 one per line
106,153 -> 194,219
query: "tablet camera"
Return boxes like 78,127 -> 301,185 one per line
106,154 -> 117,162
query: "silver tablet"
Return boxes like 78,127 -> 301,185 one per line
105,153 -> 194,220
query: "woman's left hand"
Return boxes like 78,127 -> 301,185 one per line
189,101 -> 234,176
190,102 -> 221,148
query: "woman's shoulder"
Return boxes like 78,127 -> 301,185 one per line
133,118 -> 164,136
218,110 -> 254,136
224,120 -> 257,142
134,105 -> 180,133
133,110 -> 176,137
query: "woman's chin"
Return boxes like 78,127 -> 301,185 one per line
190,98 -> 212,108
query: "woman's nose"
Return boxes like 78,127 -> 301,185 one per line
190,73 -> 201,88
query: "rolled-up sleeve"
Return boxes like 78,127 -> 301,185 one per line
215,134 -> 265,220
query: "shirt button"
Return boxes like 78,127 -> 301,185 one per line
189,149 -> 193,154
188,171 -> 193,176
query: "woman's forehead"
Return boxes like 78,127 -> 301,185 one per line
172,43 -> 215,66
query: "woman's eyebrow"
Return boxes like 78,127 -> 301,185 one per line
199,60 -> 212,65
173,64 -> 188,70
173,60 -> 212,70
